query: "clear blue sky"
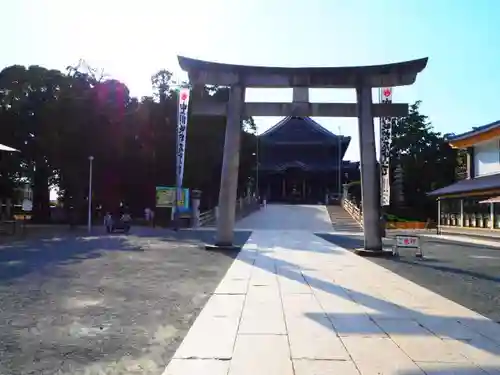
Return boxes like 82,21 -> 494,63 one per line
4,0 -> 500,161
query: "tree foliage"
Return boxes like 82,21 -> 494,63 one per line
390,101 -> 458,218
454,148 -> 468,180
0,62 -> 257,222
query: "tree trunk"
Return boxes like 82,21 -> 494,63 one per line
32,163 -> 51,223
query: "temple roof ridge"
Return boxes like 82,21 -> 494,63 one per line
259,116 -> 343,139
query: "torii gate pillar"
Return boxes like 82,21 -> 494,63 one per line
356,85 -> 380,250
216,85 -> 245,246
178,56 -> 428,253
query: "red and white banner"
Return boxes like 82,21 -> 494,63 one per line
381,87 -> 392,102
176,88 -> 190,188
379,87 -> 393,207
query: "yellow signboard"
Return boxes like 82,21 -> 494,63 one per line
155,187 -> 190,208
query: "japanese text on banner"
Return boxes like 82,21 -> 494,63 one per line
396,236 -> 419,248
176,88 -> 190,189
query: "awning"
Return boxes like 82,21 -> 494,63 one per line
480,196 -> 500,204
0,143 -> 19,152
428,173 -> 500,197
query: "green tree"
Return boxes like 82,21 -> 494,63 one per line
0,62 -> 258,223
390,101 -> 457,218
151,70 -> 174,103
453,147 -> 468,180
0,65 -> 71,220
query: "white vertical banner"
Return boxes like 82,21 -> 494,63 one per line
379,87 -> 392,207
176,88 -> 190,205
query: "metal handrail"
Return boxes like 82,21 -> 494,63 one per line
342,198 -> 363,224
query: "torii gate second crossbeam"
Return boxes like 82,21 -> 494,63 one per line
178,56 -> 428,254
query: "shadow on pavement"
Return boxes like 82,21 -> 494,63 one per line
0,227 -> 251,375
395,257 -> 500,284
315,232 -> 365,250
0,229 -> 252,283
210,240 -> 500,365
0,236 -> 144,282
317,232 -> 500,284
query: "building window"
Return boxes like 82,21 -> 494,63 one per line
498,139 -> 500,161
474,139 -> 500,177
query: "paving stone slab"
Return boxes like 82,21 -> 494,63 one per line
287,316 -> 350,360
163,359 -> 230,375
292,359 -> 360,375
163,206 -> 500,374
228,335 -> 293,375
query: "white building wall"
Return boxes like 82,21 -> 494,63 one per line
474,138 -> 500,177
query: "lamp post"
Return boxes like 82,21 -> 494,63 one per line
87,156 -> 94,233
252,134 -> 259,199
338,126 -> 342,200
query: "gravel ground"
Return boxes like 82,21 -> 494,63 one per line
0,227 -> 250,375
317,232 -> 500,323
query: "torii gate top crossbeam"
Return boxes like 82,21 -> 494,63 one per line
177,56 -> 428,88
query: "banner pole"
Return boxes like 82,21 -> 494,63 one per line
173,91 -> 180,231
174,119 -> 180,231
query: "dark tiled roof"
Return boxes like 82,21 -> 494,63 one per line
259,117 -> 349,144
445,120 -> 500,142
427,173 -> 500,197
257,117 -> 355,172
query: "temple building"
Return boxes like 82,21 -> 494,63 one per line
257,116 -> 359,204
428,120 -> 500,235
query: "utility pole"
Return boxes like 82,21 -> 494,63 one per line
256,134 -> 259,199
252,131 -> 260,199
87,156 -> 94,233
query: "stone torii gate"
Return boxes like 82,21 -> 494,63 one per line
178,56 -> 427,253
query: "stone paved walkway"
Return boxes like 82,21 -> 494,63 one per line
163,206 -> 500,374
235,204 -> 339,232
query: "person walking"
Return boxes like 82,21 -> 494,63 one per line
150,209 -> 155,228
